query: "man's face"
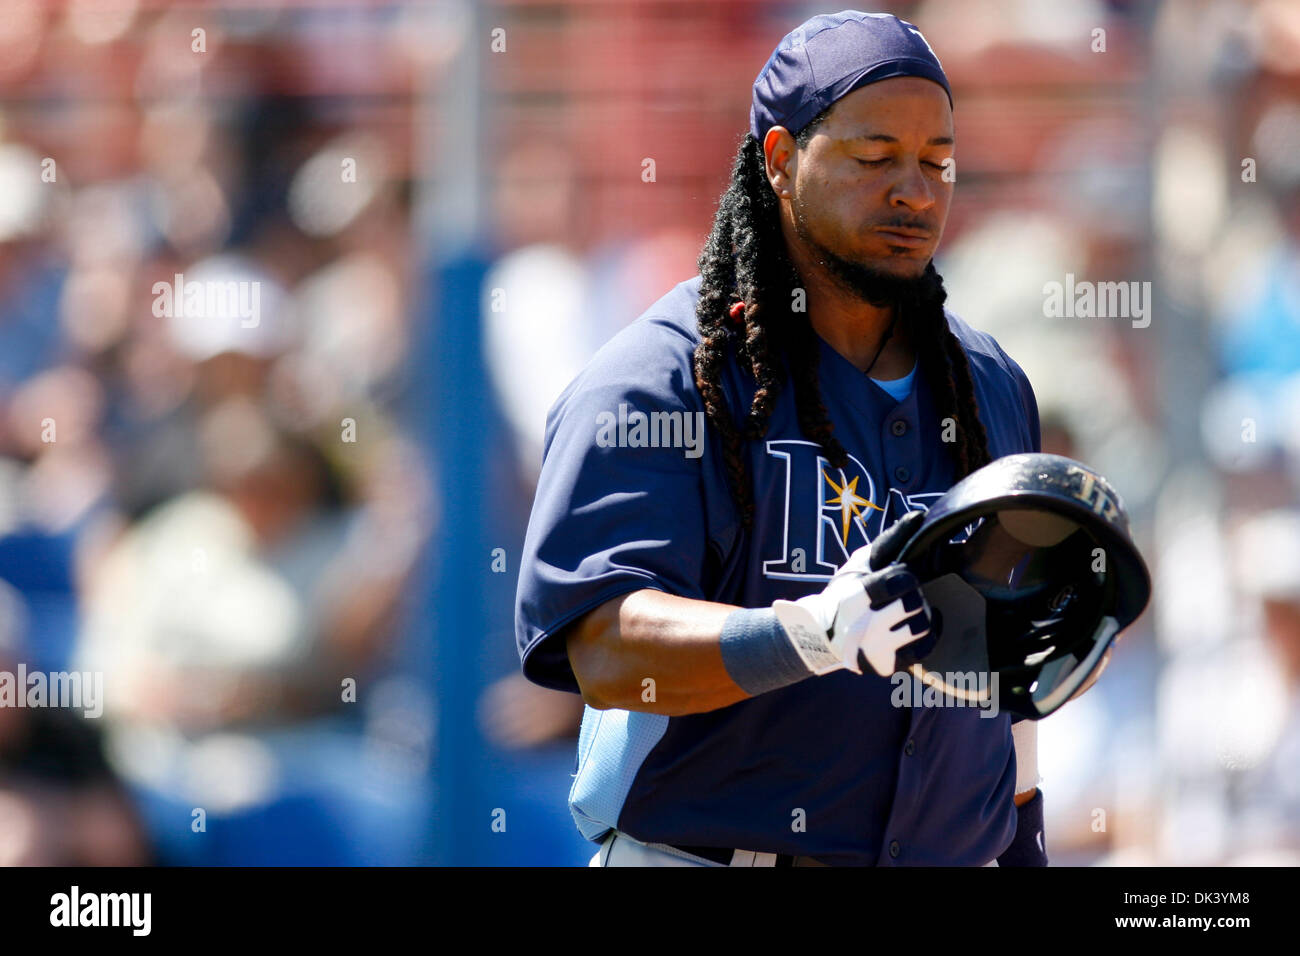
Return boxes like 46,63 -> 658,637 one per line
776,77 -> 955,294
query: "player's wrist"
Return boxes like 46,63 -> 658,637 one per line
718,607 -> 821,696
1012,719 -> 1040,794
996,788 -> 1048,867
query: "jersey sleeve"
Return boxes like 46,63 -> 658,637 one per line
977,331 -> 1042,457
514,316 -> 717,693
944,310 -> 1041,458
1004,351 -> 1042,454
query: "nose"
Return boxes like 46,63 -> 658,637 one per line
888,160 -> 936,213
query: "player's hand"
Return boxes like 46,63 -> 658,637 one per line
771,511 -> 935,677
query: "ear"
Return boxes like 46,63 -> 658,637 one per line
763,126 -> 797,199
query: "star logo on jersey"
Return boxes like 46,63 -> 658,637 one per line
823,470 -> 883,547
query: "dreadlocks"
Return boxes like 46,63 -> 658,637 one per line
692,116 -> 991,531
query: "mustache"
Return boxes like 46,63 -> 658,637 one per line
872,218 -> 937,232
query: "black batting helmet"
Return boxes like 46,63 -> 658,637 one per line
894,453 -> 1151,720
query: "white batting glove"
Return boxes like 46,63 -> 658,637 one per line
771,512 -> 935,677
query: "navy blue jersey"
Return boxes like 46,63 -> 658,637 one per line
514,274 -> 1041,865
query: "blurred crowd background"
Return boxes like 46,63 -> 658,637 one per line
0,0 -> 1296,866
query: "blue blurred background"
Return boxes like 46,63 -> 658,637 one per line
0,0 -> 1298,866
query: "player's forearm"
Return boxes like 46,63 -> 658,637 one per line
564,589 -> 752,716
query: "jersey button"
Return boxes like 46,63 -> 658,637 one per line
889,840 -> 901,859
904,739 -> 916,756
891,419 -> 908,436
894,466 -> 911,483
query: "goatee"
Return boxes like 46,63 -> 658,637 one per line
811,240 -> 940,310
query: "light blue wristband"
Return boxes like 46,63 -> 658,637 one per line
718,607 -> 814,697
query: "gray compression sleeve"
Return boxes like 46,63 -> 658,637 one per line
718,607 -> 815,697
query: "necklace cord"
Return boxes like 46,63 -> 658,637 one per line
863,310 -> 900,378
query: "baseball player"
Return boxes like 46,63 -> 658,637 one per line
515,10 -> 1050,866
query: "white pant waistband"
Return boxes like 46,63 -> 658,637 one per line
588,830 -> 999,867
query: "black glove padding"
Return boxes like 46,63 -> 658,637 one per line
868,508 -> 926,571
866,510 -> 937,671
855,563 -> 936,675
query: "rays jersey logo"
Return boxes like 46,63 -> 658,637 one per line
761,440 -> 942,582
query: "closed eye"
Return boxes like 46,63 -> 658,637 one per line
857,158 -> 950,170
